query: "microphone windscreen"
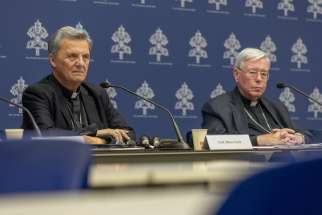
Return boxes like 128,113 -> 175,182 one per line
276,83 -> 286,89
100,82 -> 110,88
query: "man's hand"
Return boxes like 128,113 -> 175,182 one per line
287,132 -> 305,145
83,136 -> 107,145
96,128 -> 130,143
257,128 -> 304,146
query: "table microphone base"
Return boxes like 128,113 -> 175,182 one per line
157,139 -> 191,149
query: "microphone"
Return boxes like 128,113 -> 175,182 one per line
276,83 -> 322,106
100,82 -> 190,149
0,96 -> 42,137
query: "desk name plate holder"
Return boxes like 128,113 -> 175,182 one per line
205,135 -> 252,150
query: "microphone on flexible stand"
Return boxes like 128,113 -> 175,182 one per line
100,82 -> 190,149
276,83 -> 322,106
0,96 -> 42,137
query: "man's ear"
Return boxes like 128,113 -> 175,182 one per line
233,68 -> 239,83
49,54 -> 56,68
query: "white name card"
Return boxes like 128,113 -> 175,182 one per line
206,135 -> 253,150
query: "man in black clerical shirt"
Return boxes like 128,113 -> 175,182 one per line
22,26 -> 135,144
202,48 -> 305,146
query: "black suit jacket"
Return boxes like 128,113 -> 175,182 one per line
202,87 -> 297,135
22,75 -> 135,139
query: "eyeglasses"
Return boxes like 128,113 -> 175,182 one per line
237,67 -> 269,80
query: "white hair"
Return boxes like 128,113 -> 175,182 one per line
234,48 -> 270,69
48,26 -> 92,55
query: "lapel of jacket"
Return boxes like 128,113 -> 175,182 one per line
48,75 -> 73,128
80,85 -> 101,127
261,97 -> 284,128
231,88 -> 251,134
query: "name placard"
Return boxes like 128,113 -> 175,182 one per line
206,135 -> 253,150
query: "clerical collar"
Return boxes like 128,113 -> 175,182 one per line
62,85 -> 80,100
71,89 -> 80,99
51,75 -> 81,99
250,101 -> 258,107
238,89 -> 260,108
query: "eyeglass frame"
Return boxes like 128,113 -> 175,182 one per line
236,67 -> 270,80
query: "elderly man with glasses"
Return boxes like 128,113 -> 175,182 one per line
202,48 -> 306,146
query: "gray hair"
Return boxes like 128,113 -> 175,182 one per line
234,48 -> 270,69
48,26 -> 93,55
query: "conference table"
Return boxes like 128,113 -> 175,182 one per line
1,143 -> 322,215
92,145 -> 322,163
89,143 -> 322,188
0,186 -> 222,215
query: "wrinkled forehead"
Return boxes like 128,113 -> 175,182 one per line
56,38 -> 91,53
240,56 -> 270,69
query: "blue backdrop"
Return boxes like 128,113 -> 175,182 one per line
0,0 -> 322,139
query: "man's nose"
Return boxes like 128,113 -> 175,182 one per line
76,56 -> 86,65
